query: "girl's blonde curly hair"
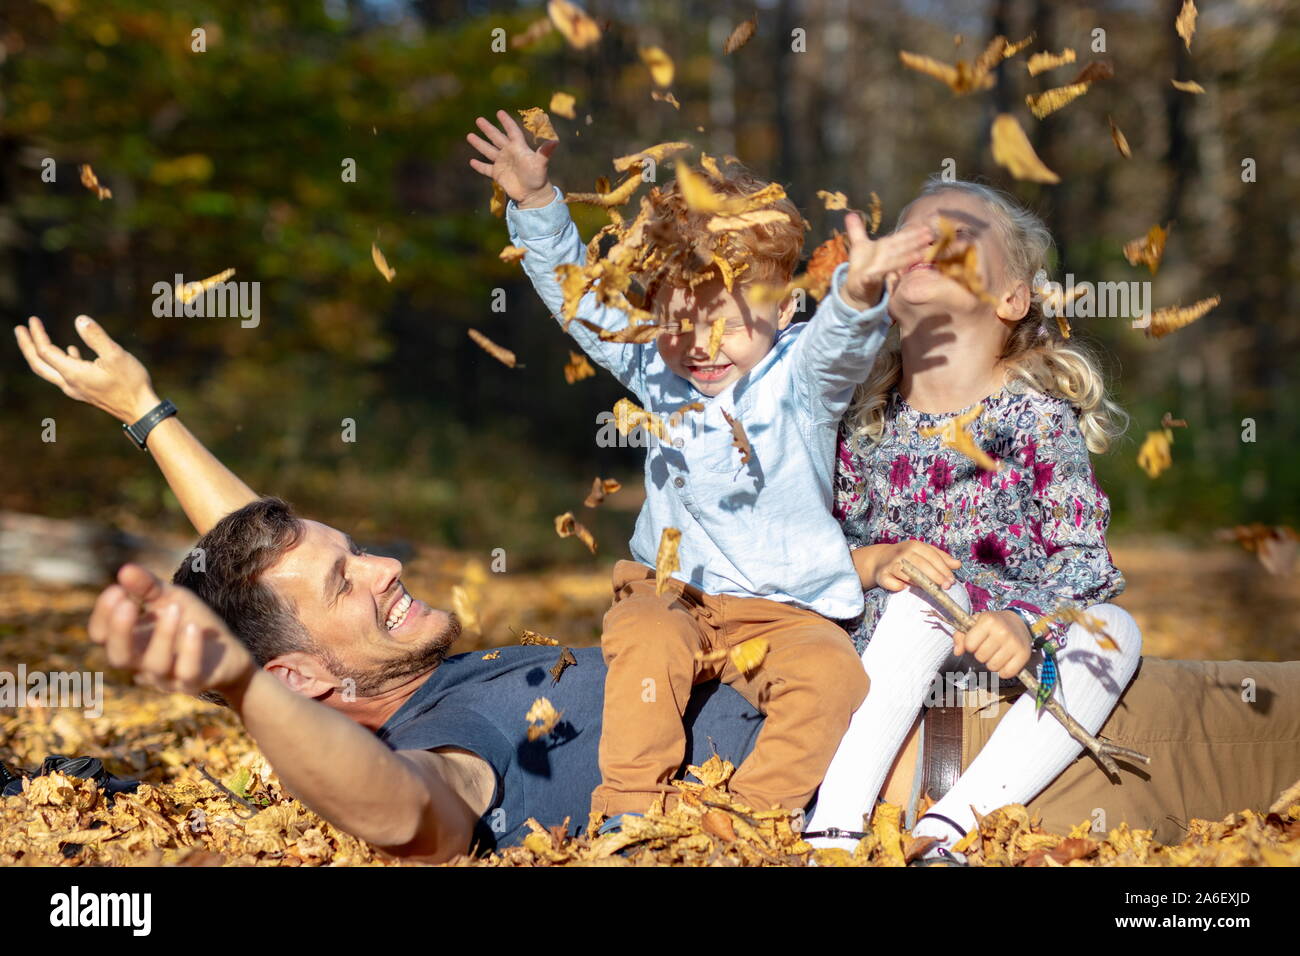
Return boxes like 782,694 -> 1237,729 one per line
844,175 -> 1128,453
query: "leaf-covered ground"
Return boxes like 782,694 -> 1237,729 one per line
1,536 -> 1297,867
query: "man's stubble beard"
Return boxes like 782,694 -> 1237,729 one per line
319,611 -> 462,698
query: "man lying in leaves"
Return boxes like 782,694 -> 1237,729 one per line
13,315 -> 765,862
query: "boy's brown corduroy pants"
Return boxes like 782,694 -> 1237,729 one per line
591,560 -> 869,818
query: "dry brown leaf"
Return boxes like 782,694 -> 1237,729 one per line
1123,223 -> 1170,275
805,231 -> 849,301
1025,83 -> 1091,119
583,477 -> 622,508
564,350 -> 596,384
667,401 -> 704,428
498,245 -> 527,263
547,0 -> 601,50
867,191 -> 882,234
706,209 -> 791,232
656,527 -> 682,596
919,404 -> 1001,472
78,163 -> 112,200
926,217 -> 998,304
613,141 -> 692,173
640,46 -> 674,87
706,317 -> 727,362
898,34 -> 1033,95
175,268 -> 236,305
1176,0 -> 1198,51
467,328 -> 519,367
1072,60 -> 1115,86
549,91 -> 577,119
565,168 -> 644,208
490,181 -> 507,218
651,90 -> 681,109
517,629 -> 561,646
1026,48 -> 1075,76
549,647 -> 578,684
990,114 -> 1059,184
730,637 -> 769,676
451,585 -> 480,634
525,697 -> 564,741
371,242 -> 397,282
1146,295 -> 1220,339
482,650 -> 501,660
1171,79 -> 1205,94
723,15 -> 756,54
518,107 -> 558,144
720,409 -> 753,465
1108,116 -> 1132,158
817,189 -> 849,210
675,161 -> 785,215
554,511 -> 597,554
575,317 -> 666,343
613,397 -> 670,442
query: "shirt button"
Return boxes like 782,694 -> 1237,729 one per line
674,476 -> 685,488
673,438 -> 684,449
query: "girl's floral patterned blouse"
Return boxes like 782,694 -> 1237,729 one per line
834,384 -> 1125,654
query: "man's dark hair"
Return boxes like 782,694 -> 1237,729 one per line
172,496 -> 315,669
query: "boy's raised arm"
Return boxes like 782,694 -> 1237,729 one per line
468,110 -> 643,391
791,216 -> 933,423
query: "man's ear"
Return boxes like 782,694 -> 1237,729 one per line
996,279 -> 1032,322
265,651 -> 340,700
777,293 -> 800,329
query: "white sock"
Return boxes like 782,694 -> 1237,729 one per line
919,603 -> 1143,842
806,583 -> 969,844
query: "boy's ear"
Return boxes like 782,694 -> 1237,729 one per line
777,293 -> 799,329
996,280 -> 1032,322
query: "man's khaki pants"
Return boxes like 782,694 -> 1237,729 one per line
955,658 -> 1300,843
592,560 -> 868,818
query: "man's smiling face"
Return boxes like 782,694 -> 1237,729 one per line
654,275 -> 787,397
262,521 -> 459,696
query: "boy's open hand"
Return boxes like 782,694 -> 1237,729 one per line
839,215 -> 933,310
467,109 -> 557,209
89,564 -> 256,701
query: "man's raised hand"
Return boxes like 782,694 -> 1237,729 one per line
839,215 -> 934,311
89,564 -> 256,701
466,109 -> 558,209
14,315 -> 160,424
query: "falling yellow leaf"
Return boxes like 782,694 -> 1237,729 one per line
919,405 -> 1001,472
1026,48 -> 1075,76
898,34 -> 1034,95
990,114 -> 1060,184
78,163 -> 112,200
1108,116 -> 1132,158
867,191 -> 883,234
1025,83 -> 1091,119
451,585 -> 480,634
720,409 -> 753,466
656,527 -> 682,595
175,268 -> 236,305
817,190 -> 849,210
371,243 -> 396,282
730,637 -> 769,676
706,209 -> 791,232
639,46 -> 674,87
482,650 -> 501,660
613,397 -> 670,442
564,350 -> 596,384
1146,295 -> 1219,339
525,697 -> 564,741
1176,0 -> 1198,50
554,512 -> 597,554
583,477 -> 622,508
723,15 -> 756,55
926,218 -> 997,304
549,91 -> 577,119
512,17 -> 554,49
652,90 -> 681,109
675,161 -> 786,215
1123,223 -> 1170,275
667,401 -> 704,428
467,328 -> 519,367
518,107 -> 558,144
547,0 -> 601,50
612,141 -> 692,173
1137,429 -> 1174,478
499,245 -> 527,263
1171,79 -> 1205,94
490,181 -> 507,218
517,628 -> 560,646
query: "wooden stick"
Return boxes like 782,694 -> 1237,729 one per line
898,559 -> 1151,777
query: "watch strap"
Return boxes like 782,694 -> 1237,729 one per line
122,399 -> 177,450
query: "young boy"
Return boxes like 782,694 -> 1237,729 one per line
467,110 -> 932,820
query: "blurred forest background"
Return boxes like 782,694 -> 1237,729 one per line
1,0 -> 1297,572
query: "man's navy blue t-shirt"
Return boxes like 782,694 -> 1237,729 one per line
375,646 -> 764,852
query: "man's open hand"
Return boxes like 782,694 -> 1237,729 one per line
14,315 -> 160,424
839,215 -> 934,311
89,565 -> 256,700
466,109 -> 558,209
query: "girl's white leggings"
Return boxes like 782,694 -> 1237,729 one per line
805,583 -> 1143,847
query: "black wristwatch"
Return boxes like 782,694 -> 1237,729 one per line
122,399 -> 178,450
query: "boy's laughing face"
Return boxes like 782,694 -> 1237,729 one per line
654,275 -> 791,397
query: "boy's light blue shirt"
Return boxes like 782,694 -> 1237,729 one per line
506,187 -> 891,620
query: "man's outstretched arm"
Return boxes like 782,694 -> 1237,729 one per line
90,564 -> 489,861
15,315 -> 258,535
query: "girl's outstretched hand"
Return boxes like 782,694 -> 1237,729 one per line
839,215 -> 933,310
466,109 -> 558,209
